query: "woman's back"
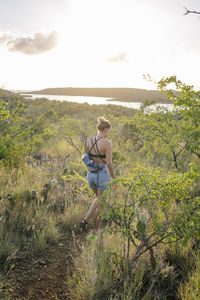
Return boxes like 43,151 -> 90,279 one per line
88,136 -> 107,165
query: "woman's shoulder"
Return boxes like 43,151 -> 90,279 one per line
104,138 -> 112,146
92,136 -> 111,146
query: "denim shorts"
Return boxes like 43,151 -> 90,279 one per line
87,164 -> 110,191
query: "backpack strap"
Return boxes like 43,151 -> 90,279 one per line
86,137 -> 92,153
92,137 -> 105,162
94,137 -> 101,156
87,137 -> 103,154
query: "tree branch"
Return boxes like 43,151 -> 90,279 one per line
184,7 -> 200,15
65,136 -> 82,155
176,141 -> 189,157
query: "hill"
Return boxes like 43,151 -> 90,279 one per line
0,88 -> 15,96
28,87 -> 172,104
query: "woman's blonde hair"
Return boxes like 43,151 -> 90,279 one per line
97,117 -> 111,131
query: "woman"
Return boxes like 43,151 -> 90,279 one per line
80,117 -> 115,232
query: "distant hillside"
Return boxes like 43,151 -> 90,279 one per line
28,87 -> 172,104
0,88 -> 15,96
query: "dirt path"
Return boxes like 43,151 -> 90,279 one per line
3,227 -> 79,300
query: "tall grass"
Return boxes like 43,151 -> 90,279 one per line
0,160 -> 61,268
1,92 -> 200,299
179,252 -> 200,299
67,231 -> 122,300
0,139 -> 90,270
67,230 -> 200,299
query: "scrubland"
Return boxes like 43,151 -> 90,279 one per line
0,77 -> 200,299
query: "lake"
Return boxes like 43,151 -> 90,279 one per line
22,94 -> 173,110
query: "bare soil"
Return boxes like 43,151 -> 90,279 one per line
2,227 -> 80,300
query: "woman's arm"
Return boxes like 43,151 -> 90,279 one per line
106,140 -> 115,179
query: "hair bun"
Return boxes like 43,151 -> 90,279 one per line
97,117 -> 111,131
98,117 -> 105,124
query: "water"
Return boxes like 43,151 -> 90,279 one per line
22,93 -> 173,110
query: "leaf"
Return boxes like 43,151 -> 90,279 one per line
136,220 -> 146,234
133,230 -> 140,239
85,234 -> 98,241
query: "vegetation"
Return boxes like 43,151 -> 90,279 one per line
0,77 -> 200,299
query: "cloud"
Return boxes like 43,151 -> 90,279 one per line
106,52 -> 130,63
0,32 -> 12,44
0,31 -> 59,55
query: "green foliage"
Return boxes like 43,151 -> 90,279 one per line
100,164 -> 200,271
0,81 -> 200,298
122,77 -> 200,170
112,151 -> 126,163
158,76 -> 200,161
0,95 -> 58,168
0,102 -> 10,120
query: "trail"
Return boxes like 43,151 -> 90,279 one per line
3,226 -> 80,300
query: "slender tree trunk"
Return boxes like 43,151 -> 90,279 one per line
172,151 -> 178,169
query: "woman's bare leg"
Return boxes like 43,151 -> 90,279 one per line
84,198 -> 98,221
93,190 -> 103,229
83,188 -> 98,222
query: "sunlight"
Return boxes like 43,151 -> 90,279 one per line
1,0 -> 199,90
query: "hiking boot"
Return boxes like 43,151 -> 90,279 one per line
80,219 -> 88,233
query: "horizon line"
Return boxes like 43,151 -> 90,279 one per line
9,86 -> 159,93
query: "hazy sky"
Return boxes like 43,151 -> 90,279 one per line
0,0 -> 200,90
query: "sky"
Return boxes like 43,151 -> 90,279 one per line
0,0 -> 200,91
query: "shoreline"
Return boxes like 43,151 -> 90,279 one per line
25,87 -> 173,104
106,97 -> 172,104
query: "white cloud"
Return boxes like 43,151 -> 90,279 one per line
0,31 -> 59,55
0,32 -> 12,44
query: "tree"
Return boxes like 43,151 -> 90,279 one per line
122,77 -> 200,170
158,76 -> 200,161
0,94 -> 57,167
